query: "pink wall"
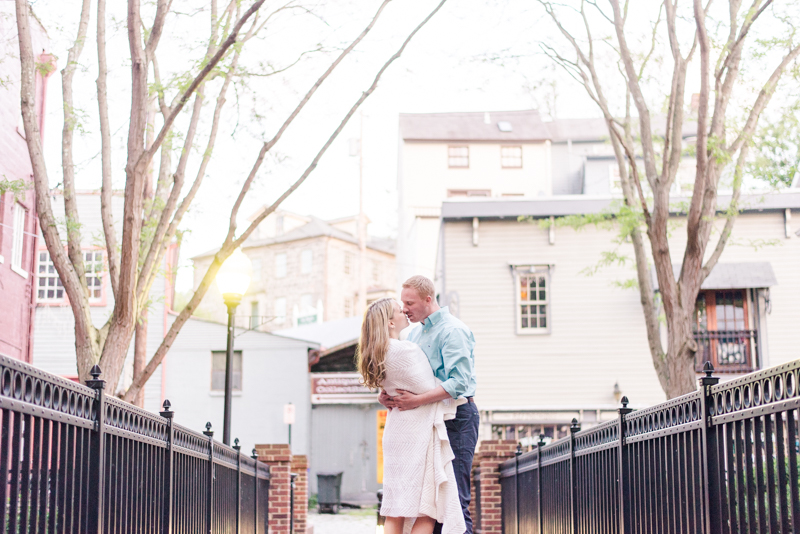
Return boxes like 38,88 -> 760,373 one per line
0,12 -> 52,362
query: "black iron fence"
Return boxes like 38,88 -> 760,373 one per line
694,330 -> 758,373
0,354 -> 271,533
499,360 -> 800,534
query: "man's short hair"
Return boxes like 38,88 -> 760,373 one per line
402,275 -> 435,299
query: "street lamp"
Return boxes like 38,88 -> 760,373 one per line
216,248 -> 252,445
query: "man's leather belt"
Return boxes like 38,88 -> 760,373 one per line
465,397 -> 475,404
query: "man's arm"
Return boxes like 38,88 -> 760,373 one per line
393,386 -> 451,411
438,328 -> 473,399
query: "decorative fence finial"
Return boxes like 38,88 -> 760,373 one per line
516,442 -> 523,456
251,448 -> 258,460
162,399 -> 171,412
703,361 -> 714,378
621,396 -> 629,409
90,365 -> 102,379
203,422 -> 214,437
234,438 -> 241,451
570,418 -> 581,433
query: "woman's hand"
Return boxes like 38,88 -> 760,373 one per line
378,389 -> 396,410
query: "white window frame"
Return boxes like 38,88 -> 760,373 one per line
301,249 -> 312,274
84,250 -> 104,302
448,145 -> 469,168
501,146 -> 523,168
344,252 -> 353,275
37,250 -> 65,302
275,253 -> 287,278
11,203 -> 27,277
515,266 -> 551,335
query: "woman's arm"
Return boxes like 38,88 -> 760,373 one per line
392,386 -> 451,411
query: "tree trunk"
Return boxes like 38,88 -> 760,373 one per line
133,313 -> 148,407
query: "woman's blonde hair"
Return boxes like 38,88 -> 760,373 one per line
357,297 -> 396,390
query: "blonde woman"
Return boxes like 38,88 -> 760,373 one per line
358,298 -> 465,534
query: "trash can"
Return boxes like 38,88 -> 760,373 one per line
316,471 -> 343,514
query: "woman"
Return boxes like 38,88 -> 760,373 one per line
358,298 -> 466,534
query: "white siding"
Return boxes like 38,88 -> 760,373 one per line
163,317 -> 314,455
442,210 -> 800,411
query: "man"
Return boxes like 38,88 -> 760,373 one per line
379,275 -> 479,534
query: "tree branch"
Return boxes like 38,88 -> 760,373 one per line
139,0 -> 269,172
223,0 -> 394,242
60,0 -> 93,295
122,0 -> 450,402
97,0 -> 120,298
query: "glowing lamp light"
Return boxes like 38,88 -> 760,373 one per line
216,249 -> 252,306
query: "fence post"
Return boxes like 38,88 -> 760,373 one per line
537,435 -> 544,534
569,418 -> 581,534
252,449 -> 260,534
160,400 -> 175,534
86,365 -> 106,534
234,439 -> 242,534
204,422 -> 215,534
515,443 -> 522,534
699,362 -> 721,534
617,397 -> 633,534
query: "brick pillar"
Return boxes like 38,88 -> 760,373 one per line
256,444 -> 292,534
291,455 -> 309,534
470,439 -> 516,534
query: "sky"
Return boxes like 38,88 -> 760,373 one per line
26,0 -> 799,291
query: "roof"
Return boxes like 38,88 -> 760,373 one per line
652,263 -> 777,290
399,111 -> 699,143
400,110 -> 551,142
192,216 -> 396,260
440,190 -> 800,220
274,316 -> 362,350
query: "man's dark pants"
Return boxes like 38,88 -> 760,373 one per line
434,400 -> 480,534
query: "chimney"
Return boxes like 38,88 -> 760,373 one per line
690,93 -> 700,112
484,112 -> 491,124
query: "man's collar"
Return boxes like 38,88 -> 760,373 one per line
422,306 -> 449,327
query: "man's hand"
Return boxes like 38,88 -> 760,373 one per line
378,390 -> 396,409
394,389 -> 422,411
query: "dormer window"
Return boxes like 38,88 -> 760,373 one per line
497,121 -> 513,132
448,146 -> 469,168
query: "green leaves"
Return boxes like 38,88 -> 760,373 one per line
748,103 -> 800,188
0,178 -> 31,200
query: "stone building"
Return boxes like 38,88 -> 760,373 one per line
191,208 -> 396,332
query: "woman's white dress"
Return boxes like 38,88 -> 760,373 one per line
380,339 -> 466,534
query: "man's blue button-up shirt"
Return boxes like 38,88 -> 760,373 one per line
407,306 -> 477,399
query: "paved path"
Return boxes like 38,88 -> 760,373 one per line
307,507 -> 378,534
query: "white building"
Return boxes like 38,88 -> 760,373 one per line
436,192 -> 800,444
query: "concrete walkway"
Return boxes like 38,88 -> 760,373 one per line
307,507 -> 378,534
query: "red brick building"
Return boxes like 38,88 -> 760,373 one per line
0,8 -> 52,362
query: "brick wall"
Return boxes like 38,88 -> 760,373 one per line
291,454 -> 309,534
256,444 -> 292,534
256,444 -> 310,534
470,439 -> 516,534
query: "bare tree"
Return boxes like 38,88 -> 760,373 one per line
15,0 -> 449,401
536,0 -> 800,398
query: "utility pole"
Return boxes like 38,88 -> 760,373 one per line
357,112 -> 367,316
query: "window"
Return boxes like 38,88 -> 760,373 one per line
301,249 -> 312,274
84,251 -> 104,301
372,260 -> 380,283
11,203 -> 26,273
250,301 -> 260,329
344,252 -> 353,275
275,253 -> 287,278
37,251 -> 65,301
211,350 -> 242,391
447,189 -> 491,198
501,146 -> 522,168
609,163 -> 622,193
344,297 -> 352,318
274,298 -> 287,325
251,259 -> 262,282
448,146 -> 469,168
516,267 -> 550,334
693,290 -> 755,372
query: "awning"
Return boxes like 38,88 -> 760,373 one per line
652,262 -> 777,291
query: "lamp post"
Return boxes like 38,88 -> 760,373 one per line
216,248 -> 252,445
